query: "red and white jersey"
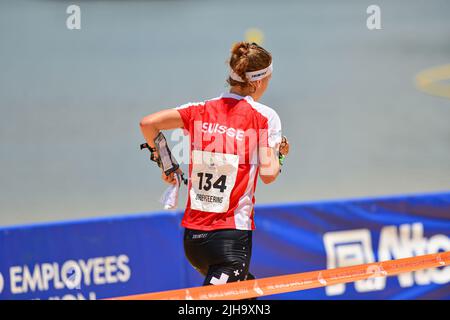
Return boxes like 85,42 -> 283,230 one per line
175,92 -> 282,231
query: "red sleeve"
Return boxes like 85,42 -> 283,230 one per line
175,102 -> 204,132
175,106 -> 191,131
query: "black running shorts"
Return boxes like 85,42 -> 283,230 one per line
183,228 -> 256,286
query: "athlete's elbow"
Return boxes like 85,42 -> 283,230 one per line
259,163 -> 280,184
259,173 -> 278,184
139,114 -> 157,129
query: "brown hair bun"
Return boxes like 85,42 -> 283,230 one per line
227,41 -> 272,87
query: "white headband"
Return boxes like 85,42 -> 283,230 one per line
229,62 -> 273,82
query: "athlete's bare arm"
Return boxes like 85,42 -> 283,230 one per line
258,136 -> 290,184
140,109 -> 184,185
258,146 -> 281,184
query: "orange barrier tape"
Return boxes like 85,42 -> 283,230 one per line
111,251 -> 449,300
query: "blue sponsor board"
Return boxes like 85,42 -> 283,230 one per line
0,192 -> 449,300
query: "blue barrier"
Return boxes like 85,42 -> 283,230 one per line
0,191 -> 449,300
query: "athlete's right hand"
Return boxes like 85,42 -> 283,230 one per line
162,168 -> 182,185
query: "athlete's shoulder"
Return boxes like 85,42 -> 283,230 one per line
244,97 -> 281,125
175,100 -> 205,110
175,95 -> 222,110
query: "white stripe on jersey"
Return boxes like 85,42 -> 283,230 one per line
234,151 -> 258,230
244,97 -> 282,148
175,101 -> 205,110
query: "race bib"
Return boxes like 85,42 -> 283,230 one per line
190,150 -> 239,213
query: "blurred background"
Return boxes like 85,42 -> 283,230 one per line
0,0 -> 449,226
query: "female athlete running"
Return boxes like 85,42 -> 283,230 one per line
140,41 -> 289,287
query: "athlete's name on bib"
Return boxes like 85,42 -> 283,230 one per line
201,122 -> 245,141
195,193 -> 224,204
